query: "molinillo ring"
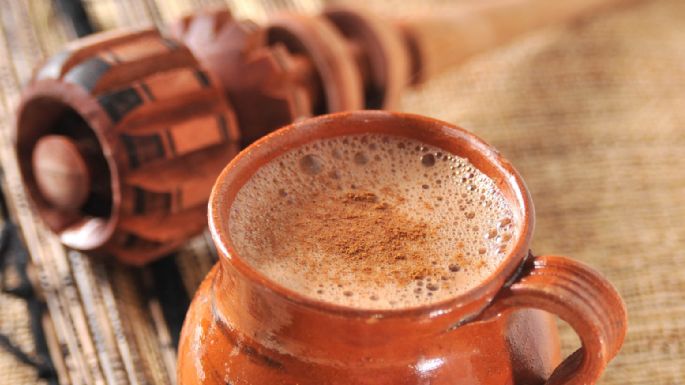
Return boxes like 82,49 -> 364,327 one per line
17,29 -> 240,265
15,1 -> 636,264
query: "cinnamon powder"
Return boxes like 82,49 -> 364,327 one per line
276,190 -> 468,287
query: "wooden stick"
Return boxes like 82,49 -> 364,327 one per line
398,0 -> 641,84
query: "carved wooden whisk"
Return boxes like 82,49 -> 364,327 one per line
15,0 -> 637,264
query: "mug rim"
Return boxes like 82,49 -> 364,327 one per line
209,110 -> 534,318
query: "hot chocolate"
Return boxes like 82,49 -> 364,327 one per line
228,134 -> 516,309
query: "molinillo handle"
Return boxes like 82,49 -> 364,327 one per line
476,255 -> 627,385
397,0 -> 638,84
15,1 -> 638,264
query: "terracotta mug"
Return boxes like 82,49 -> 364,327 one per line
178,111 -> 627,385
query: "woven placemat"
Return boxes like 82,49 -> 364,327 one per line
0,0 -> 683,384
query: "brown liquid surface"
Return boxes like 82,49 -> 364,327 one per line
229,134 -> 515,309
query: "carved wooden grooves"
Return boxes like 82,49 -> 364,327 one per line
16,28 -> 239,264
170,7 -> 410,145
170,10 -> 314,147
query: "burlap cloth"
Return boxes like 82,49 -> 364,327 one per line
0,293 -> 48,384
0,0 -> 683,384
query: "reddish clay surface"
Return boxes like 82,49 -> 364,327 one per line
178,111 -> 627,385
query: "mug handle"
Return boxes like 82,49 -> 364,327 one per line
476,254 -> 627,385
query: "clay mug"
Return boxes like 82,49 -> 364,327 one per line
178,111 -> 627,385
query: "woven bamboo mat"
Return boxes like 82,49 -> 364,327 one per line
0,0 -> 683,384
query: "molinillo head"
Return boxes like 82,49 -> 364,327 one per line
16,1 -> 634,264
16,29 -> 240,265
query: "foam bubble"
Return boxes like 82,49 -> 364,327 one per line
299,154 -> 323,175
229,134 -> 516,310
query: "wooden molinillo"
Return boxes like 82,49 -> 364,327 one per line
15,0 -> 636,265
